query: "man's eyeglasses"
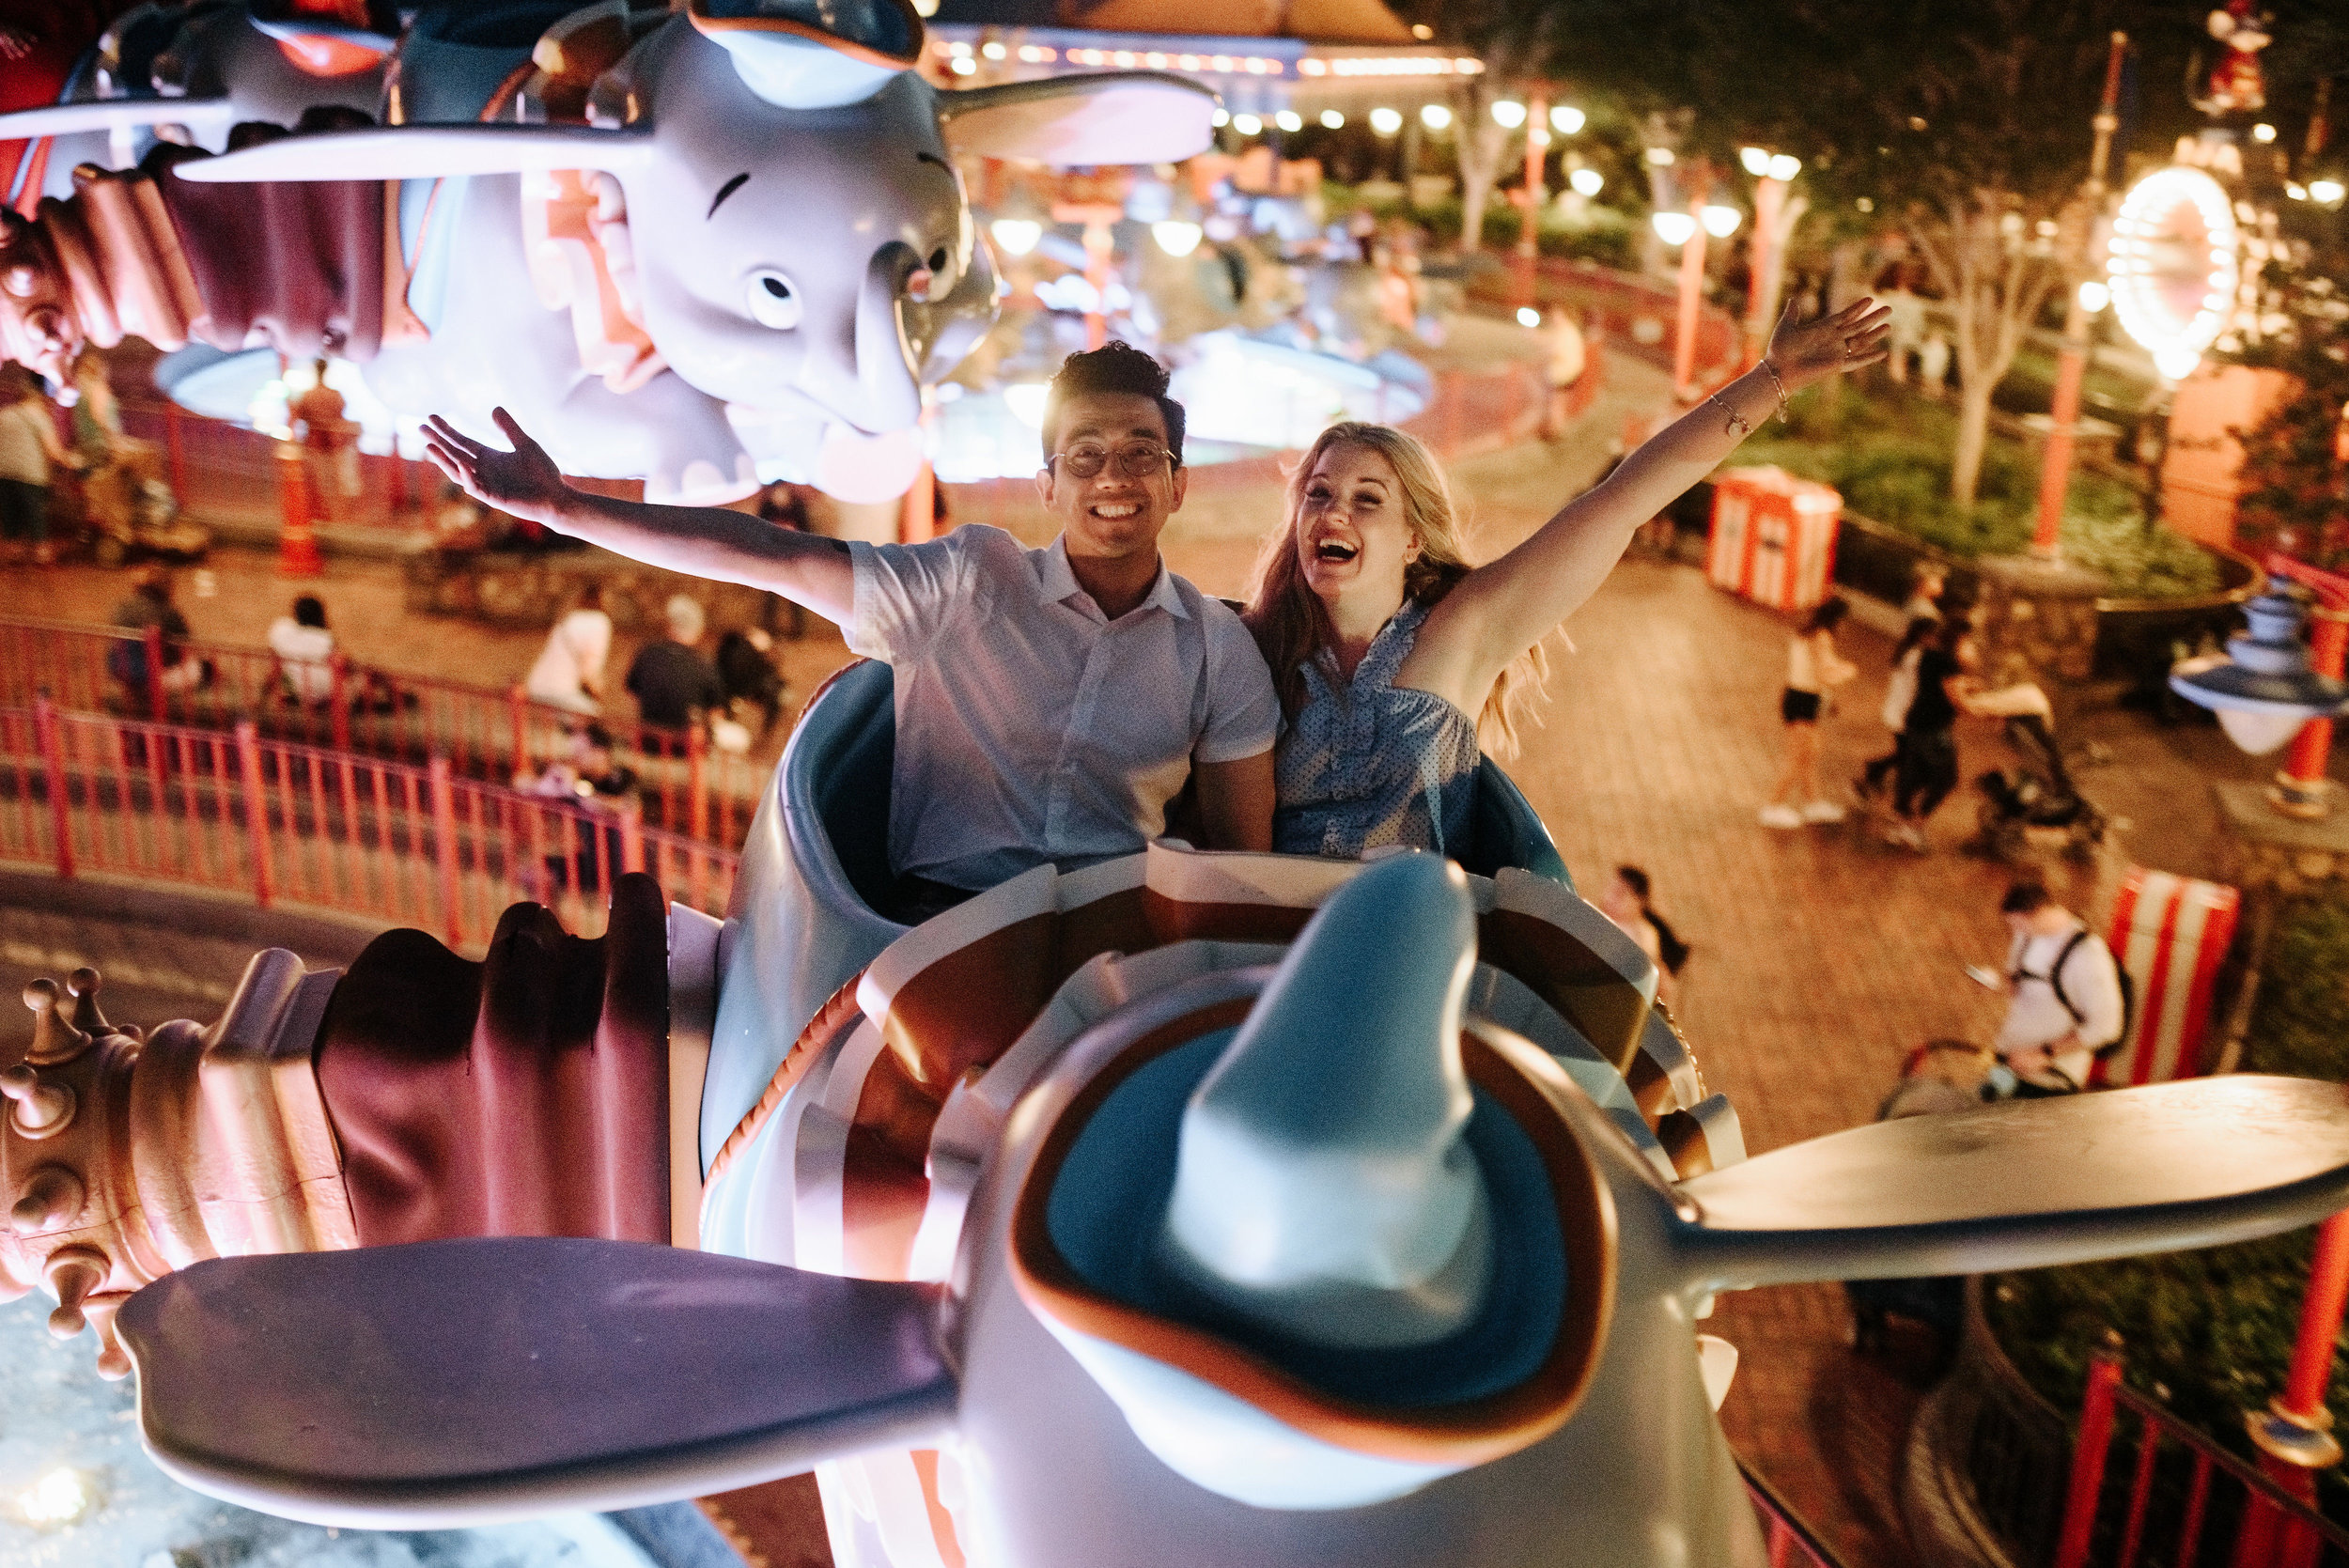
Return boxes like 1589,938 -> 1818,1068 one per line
1050,442 -> 1175,480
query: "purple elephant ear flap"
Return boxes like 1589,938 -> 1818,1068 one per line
168,124 -> 655,183
941,73 -> 1221,167
117,1237 -> 958,1529
1671,1076 -> 2349,1292
688,0 -> 924,109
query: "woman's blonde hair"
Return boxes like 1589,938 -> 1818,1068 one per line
1241,421 -> 1548,759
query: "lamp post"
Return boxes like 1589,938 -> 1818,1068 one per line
1668,160 -> 1712,400
2031,31 -> 2128,559
2169,553 -> 2349,818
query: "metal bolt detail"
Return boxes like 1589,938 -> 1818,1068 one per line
1,1063 -> 74,1139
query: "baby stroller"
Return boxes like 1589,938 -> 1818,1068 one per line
81,438 -> 208,567
1969,709 -> 2108,865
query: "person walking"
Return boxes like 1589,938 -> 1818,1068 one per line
1859,613 -> 1938,801
1887,613 -> 1979,848
525,581 -> 613,716
0,366 -> 71,566
1761,597 -> 1859,829
1989,879 -> 2124,1095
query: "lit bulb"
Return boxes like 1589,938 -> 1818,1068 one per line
1700,203 -> 1742,237
1569,167 -> 1604,196
1549,105 -> 1584,134
988,218 -> 1041,256
1152,220 -> 1204,257
1212,108 -> 1230,127
1420,104 -> 1453,132
1739,147 -> 1771,177
2251,122 -> 2278,143
2077,280 -> 2110,313
1517,306 -> 1541,327
1275,110 -> 1302,132
1768,153 -> 1801,181
2218,707 -> 2307,756
1492,100 -> 1528,130
1651,210 -> 1696,246
1232,113 -> 1262,135
2312,180 -> 2347,206
2155,344 -> 2202,380
1369,106 -> 1403,136
1320,109 -> 1345,129
1645,147 -> 1675,166
1003,383 -> 1050,427
2287,181 -> 2310,200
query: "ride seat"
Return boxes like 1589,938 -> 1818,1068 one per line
787,660 -> 1570,929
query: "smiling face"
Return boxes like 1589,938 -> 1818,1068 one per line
1036,391 -> 1187,565
1294,441 -> 1416,616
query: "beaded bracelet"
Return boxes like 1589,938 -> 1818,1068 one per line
1704,392 -> 1750,439
1758,357 -> 1791,423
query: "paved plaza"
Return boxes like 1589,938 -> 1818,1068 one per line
0,353 -> 2299,1566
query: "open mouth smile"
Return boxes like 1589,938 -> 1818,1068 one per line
1313,538 -> 1360,564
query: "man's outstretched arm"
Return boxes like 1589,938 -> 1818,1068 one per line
1192,750 -> 1275,853
423,409 -> 856,627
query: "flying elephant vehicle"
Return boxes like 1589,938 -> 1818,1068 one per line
0,0 -> 1216,503
7,657 -> 2349,1568
8,6 -> 2349,1568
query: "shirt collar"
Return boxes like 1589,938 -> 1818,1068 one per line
1036,536 -> 1189,621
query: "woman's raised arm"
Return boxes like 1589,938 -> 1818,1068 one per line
1416,300 -> 1889,695
422,409 -> 857,627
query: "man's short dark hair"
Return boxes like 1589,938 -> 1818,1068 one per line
2000,880 -> 2053,915
1041,341 -> 1185,467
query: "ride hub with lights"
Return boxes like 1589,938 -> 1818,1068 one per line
2108,163 -> 2242,381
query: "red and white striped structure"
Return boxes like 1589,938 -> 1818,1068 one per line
1706,467 -> 1841,612
2095,868 -> 2241,1087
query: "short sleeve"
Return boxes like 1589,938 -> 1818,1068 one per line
1194,605 -> 1279,764
847,532 -> 983,661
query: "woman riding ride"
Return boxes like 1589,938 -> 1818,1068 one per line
1245,298 -> 1889,859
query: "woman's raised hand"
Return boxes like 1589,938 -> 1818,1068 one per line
1765,298 -> 1893,393
421,408 -> 568,523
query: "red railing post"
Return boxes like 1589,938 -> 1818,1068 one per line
329,658 -> 352,753
508,684 -> 530,779
234,719 -> 274,908
143,625 -> 166,722
33,696 -> 72,879
619,809 -> 644,877
2054,1354 -> 2125,1568
688,722 -> 709,845
428,753 -> 462,948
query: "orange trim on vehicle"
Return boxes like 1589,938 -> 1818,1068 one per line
685,0 -> 925,71
1009,1015 -> 1616,1469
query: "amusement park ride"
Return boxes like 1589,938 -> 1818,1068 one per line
7,6 -> 2349,1568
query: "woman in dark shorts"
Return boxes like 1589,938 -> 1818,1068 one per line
1761,597 -> 1856,828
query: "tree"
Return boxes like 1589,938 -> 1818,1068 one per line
1392,0 -> 1563,253
2230,272 -> 2349,567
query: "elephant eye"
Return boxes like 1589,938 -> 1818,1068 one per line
745,271 -> 801,330
910,243 -> 959,304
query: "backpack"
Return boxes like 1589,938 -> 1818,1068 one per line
2013,928 -> 2136,1059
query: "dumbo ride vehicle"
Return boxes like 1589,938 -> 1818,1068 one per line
8,660 -> 2349,1568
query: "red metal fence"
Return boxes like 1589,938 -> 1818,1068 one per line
2055,1354 -> 2349,1568
0,697 -> 735,952
0,613 -> 764,848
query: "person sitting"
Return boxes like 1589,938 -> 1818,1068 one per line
109,566 -> 210,699
1244,299 -> 1889,860
268,594 -> 337,706
525,581 -> 613,717
626,594 -> 723,733
420,342 -> 1278,918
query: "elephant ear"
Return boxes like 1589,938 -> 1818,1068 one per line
116,1236 -> 958,1528
1669,1075 -> 2349,1291
941,73 -> 1221,167
0,101 -> 239,139
166,124 -> 655,182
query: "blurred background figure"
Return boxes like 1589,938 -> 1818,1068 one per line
1598,863 -> 1689,1006
290,360 -> 362,525
268,594 -> 336,706
108,565 -> 210,697
525,581 -> 612,716
627,593 -> 723,733
1538,308 -> 1586,442
0,363 -> 71,565
716,624 -> 787,742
